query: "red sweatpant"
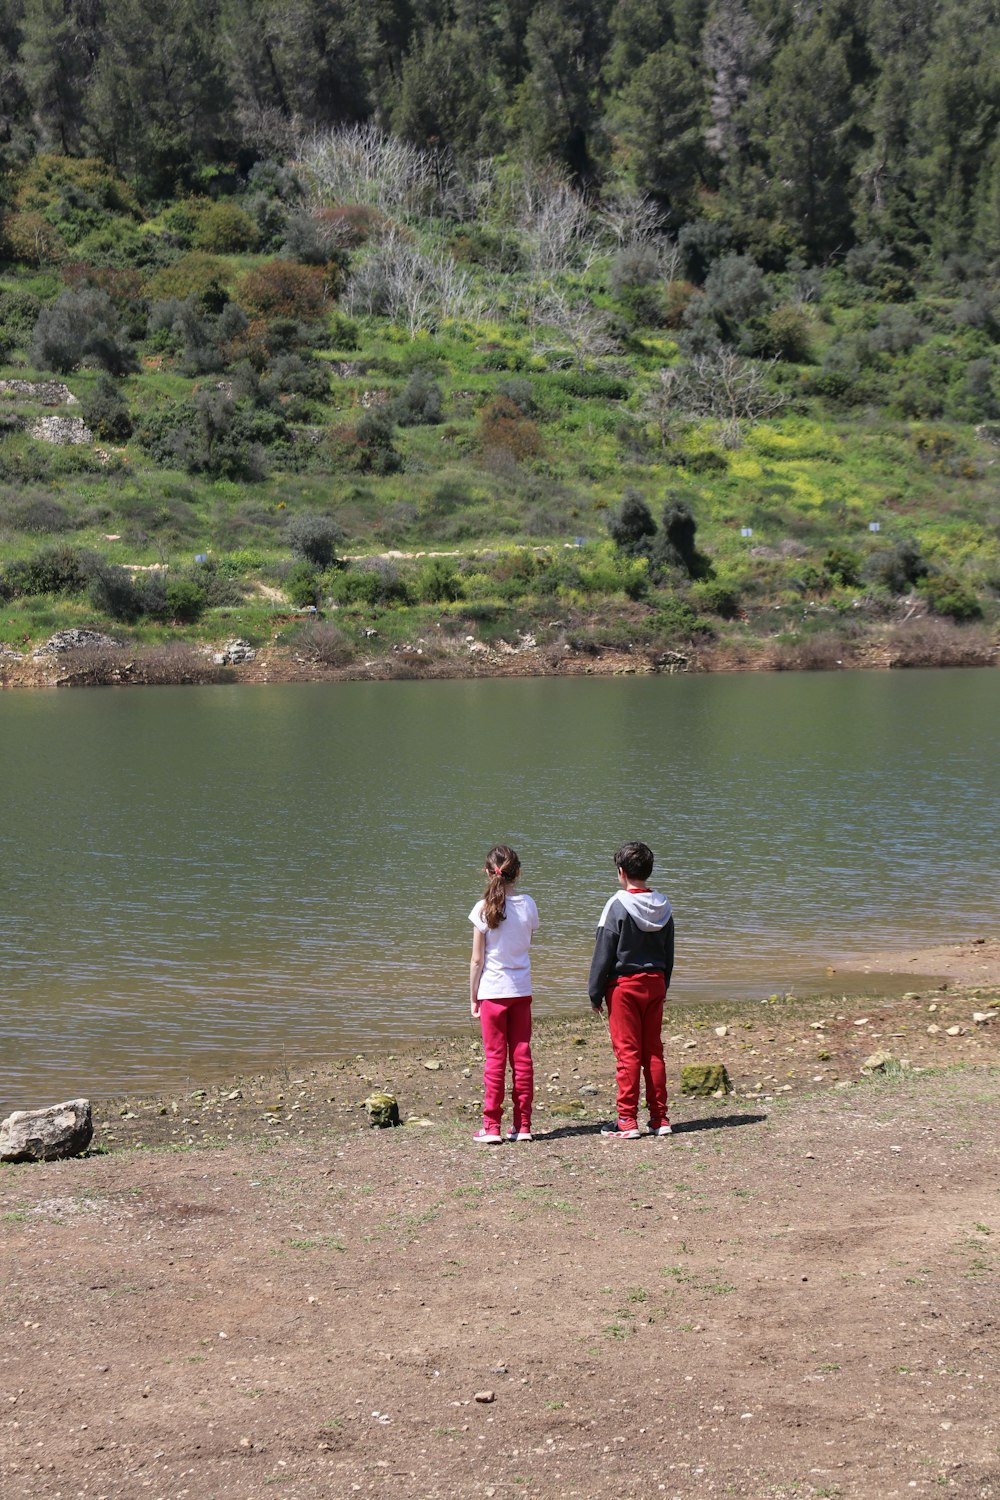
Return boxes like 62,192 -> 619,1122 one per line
479,996 -> 533,1133
606,972 -> 668,1130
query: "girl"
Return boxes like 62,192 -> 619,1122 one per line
468,844 -> 538,1143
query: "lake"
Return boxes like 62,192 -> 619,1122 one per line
2,669 -> 998,1107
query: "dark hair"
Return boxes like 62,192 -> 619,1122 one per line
614,841 -> 654,881
483,844 -> 521,929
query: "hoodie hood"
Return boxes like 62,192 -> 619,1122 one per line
599,888 -> 672,932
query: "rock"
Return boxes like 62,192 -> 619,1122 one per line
972,1011 -> 997,1025
945,1025 -> 964,1036
364,1092 -> 400,1129
30,414 -> 92,445
927,1023 -> 941,1035
860,1051 -> 898,1075
32,628 -> 122,658
714,1025 -> 728,1037
423,1060 -> 442,1071
474,1390 -> 496,1404
681,1063 -> 732,1097
0,378 -> 77,405
0,1099 -> 93,1162
213,638 -> 256,666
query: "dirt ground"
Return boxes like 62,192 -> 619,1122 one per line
2,941 -> 999,1500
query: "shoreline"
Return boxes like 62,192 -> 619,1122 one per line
2,627 -> 998,690
82,936 -> 998,1154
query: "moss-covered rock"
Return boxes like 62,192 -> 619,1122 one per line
364,1091 -> 400,1128
680,1062 -> 732,1097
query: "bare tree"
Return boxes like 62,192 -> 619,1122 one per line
532,291 -> 620,370
344,230 -> 484,333
648,351 -> 786,448
296,123 -> 442,217
703,0 -> 772,164
599,191 -> 667,247
517,173 -> 599,276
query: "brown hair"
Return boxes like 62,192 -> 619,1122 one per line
614,841 -> 654,881
482,844 -> 521,929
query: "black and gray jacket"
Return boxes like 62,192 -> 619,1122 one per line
587,888 -> 674,1008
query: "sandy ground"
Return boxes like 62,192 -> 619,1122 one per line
2,942 -> 999,1500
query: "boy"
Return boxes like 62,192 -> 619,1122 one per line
588,841 -> 674,1140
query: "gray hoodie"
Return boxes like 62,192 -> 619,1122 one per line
587,888 -> 674,1008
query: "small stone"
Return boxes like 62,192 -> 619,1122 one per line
927,1024 -> 941,1035
474,1390 -> 496,1404
853,1018 -> 869,1027
945,1025 -> 964,1036
972,1012 -> 997,1025
860,1051 -> 898,1075
423,1060 -> 443,1071
714,1025 -> 728,1038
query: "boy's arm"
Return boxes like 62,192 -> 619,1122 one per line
662,915 -> 675,990
587,914 -> 619,1010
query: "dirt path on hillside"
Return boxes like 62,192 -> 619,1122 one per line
2,959 -> 998,1500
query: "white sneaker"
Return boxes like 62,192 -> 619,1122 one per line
507,1130 -> 533,1142
472,1128 -> 502,1144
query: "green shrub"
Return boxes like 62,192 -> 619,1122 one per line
1,545 -> 92,597
920,572 -> 982,621
80,374 -> 133,441
392,370 -> 443,426
87,561 -> 145,621
651,595 -> 705,640
286,561 -> 320,607
332,561 -> 411,607
192,202 -> 260,254
822,547 -> 861,587
414,558 -> 463,602
236,260 -> 329,321
165,576 -> 206,621
608,491 -> 655,557
145,253 -> 231,312
550,371 -> 630,400
30,288 -> 139,375
285,513 -> 343,568
692,579 -> 740,618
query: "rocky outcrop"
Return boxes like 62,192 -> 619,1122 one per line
32,629 -> 122,658
212,638 -> 256,665
0,379 -> 77,405
30,415 -> 92,445
0,1099 -> 93,1162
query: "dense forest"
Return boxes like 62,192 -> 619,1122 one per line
0,0 -> 998,680
1,0 -> 999,263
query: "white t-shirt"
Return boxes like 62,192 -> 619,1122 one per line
469,892 -> 539,999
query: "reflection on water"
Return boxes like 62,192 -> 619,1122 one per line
2,669 -> 998,1105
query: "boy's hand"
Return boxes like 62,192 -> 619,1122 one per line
471,997 -> 481,1018
590,1001 -> 603,1014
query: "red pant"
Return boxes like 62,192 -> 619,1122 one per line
479,996 -> 533,1132
606,973 -> 668,1130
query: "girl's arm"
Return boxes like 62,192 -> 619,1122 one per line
470,927 -> 486,1016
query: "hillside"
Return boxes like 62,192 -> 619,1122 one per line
1,115 -> 999,678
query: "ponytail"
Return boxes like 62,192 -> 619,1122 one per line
482,843 -> 521,929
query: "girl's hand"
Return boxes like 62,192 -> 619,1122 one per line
470,996 -> 481,1018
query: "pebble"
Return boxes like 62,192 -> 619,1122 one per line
474,1390 -> 496,1404
927,1024 -> 941,1035
423,1060 -> 442,1071
945,1025 -> 964,1036
714,1025 -> 728,1037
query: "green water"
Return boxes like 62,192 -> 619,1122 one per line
2,670 -> 998,1105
